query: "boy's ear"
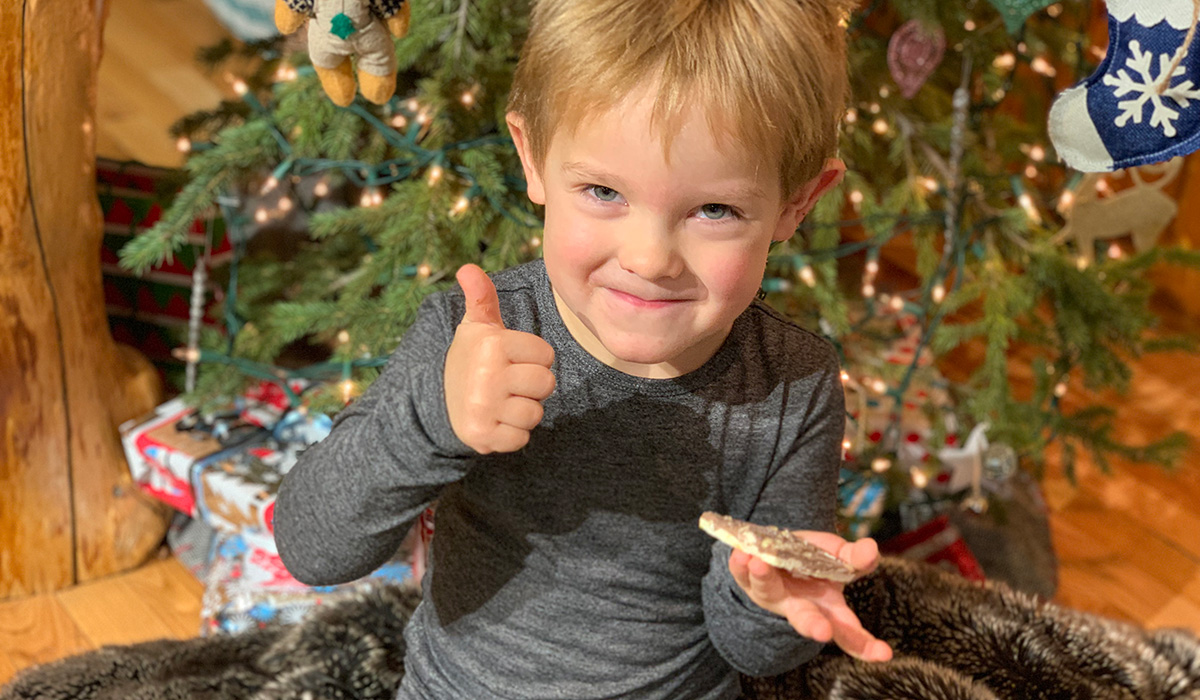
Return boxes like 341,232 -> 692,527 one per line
773,158 -> 846,242
506,112 -> 547,206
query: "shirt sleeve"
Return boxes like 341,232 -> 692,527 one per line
701,345 -> 845,677
274,293 -> 475,586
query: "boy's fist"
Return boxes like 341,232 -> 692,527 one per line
445,265 -> 556,454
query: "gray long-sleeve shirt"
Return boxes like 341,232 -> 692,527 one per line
274,260 -> 845,699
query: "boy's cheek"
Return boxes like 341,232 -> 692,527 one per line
544,214 -> 606,267
695,249 -> 766,302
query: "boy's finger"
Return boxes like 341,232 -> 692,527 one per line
826,604 -> 893,662
504,364 -> 557,401
500,331 -> 556,368
744,555 -> 789,604
845,537 -> 880,574
782,600 -> 833,643
499,396 -> 545,431
486,422 -> 532,453
728,550 -> 754,592
457,264 -> 504,327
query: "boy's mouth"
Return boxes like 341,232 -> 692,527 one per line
606,288 -> 687,309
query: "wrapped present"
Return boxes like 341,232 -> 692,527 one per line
120,398 -> 266,515
192,415 -> 328,537
238,381 -> 312,431
201,527 -> 417,635
837,468 -> 887,539
118,385 -> 324,523
880,514 -> 985,582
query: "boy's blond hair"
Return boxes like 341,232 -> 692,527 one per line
507,0 -> 850,197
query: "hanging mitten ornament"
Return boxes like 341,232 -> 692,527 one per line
1049,0 -> 1200,172
275,0 -> 410,107
987,0 -> 1058,35
887,20 -> 945,99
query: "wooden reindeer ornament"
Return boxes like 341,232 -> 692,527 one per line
275,0 -> 410,106
1052,158 -> 1182,264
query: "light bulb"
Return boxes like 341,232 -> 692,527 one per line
1031,56 -> 1056,77
798,265 -> 817,288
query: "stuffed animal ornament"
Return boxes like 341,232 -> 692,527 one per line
1049,0 -> 1200,171
275,0 -> 410,106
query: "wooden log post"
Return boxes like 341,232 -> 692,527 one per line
0,0 -> 170,599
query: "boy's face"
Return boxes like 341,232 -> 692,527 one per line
508,87 -> 843,378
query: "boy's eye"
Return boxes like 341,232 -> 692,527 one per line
697,203 -> 737,221
587,185 -> 622,202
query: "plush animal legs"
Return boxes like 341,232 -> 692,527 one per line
358,69 -> 397,105
316,59 -> 358,107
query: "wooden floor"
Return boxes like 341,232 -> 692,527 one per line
3,0 -> 1199,689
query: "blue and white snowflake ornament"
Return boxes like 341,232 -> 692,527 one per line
1049,0 -> 1200,171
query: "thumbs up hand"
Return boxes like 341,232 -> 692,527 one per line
444,265 -> 557,454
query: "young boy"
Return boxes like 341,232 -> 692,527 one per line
275,0 -> 893,697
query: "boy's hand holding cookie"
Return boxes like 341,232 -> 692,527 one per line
445,265 -> 556,454
701,513 -> 894,663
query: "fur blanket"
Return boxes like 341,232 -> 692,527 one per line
3,558 -> 1198,700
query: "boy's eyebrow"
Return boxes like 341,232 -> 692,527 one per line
561,161 -> 769,202
561,161 -> 631,191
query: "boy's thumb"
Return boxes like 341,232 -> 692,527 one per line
457,264 -> 504,327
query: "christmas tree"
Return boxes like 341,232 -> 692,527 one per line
121,0 -> 1200,539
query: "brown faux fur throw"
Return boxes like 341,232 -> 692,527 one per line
3,558 -> 1198,700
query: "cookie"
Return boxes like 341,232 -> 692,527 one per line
698,511 -> 858,583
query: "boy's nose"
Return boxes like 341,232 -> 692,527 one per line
616,222 -> 684,281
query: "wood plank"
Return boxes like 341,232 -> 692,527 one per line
0,595 -> 91,680
1146,573 -> 1200,630
96,0 -> 234,167
56,567 -> 180,647
0,652 -> 18,690
119,558 -> 204,638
